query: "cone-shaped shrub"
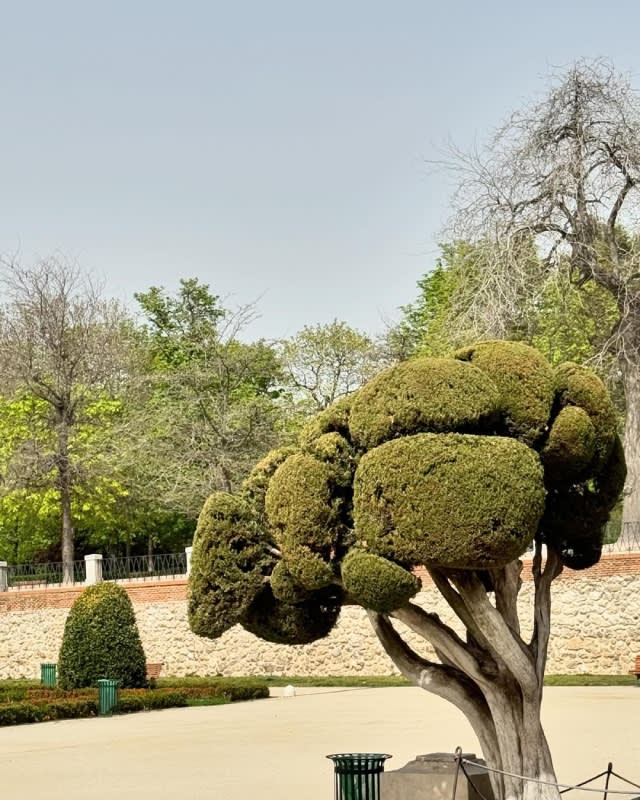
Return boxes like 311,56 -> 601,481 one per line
58,582 -> 147,689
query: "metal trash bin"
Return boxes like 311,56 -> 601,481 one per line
327,753 -> 391,800
97,679 -> 119,716
40,663 -> 57,687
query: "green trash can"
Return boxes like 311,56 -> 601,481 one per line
40,663 -> 57,687
327,753 -> 391,800
97,679 -> 119,716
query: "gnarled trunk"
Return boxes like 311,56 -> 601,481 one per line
621,363 -> 640,550
368,545 -> 562,800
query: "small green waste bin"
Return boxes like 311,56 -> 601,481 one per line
327,753 -> 391,800
97,679 -> 119,716
40,663 -> 57,687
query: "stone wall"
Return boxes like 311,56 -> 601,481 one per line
0,555 -> 639,678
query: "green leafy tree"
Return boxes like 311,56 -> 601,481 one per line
189,340 -> 625,800
279,320 -> 386,412
0,255 -> 132,579
118,279 -> 284,517
58,582 -> 147,689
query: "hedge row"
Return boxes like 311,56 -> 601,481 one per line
0,699 -> 98,726
0,683 -> 269,727
124,684 -> 269,702
0,682 -> 268,706
115,691 -> 188,714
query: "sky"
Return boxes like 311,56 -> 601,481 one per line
3,0 -> 640,341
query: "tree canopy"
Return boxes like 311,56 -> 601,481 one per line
189,339 -> 625,800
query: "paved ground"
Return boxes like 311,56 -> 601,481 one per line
1,686 -> 638,799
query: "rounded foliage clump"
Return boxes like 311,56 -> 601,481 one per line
241,585 -> 342,645
265,453 -> 343,554
283,544 -> 335,590
188,492 -> 274,639
543,435 -> 626,570
349,358 -> 501,449
270,560 -> 311,603
554,362 -> 617,466
455,340 -> 554,446
354,433 -> 545,569
241,446 -> 297,523
188,340 -> 625,647
301,431 -> 357,486
58,582 -> 147,689
299,395 -> 354,448
542,406 -> 596,480
341,549 -> 421,612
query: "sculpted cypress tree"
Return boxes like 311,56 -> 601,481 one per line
189,341 -> 625,800
58,582 -> 147,689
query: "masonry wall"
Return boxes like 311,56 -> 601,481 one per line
1,554 -> 639,679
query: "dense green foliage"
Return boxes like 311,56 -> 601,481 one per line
0,679 -> 270,726
189,340 -> 625,646
188,492 -> 275,639
0,698 -> 99,726
455,341 -> 555,446
349,357 -> 501,449
58,583 -> 147,689
354,433 -> 545,569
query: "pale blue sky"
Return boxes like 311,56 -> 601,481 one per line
2,1 -> 640,340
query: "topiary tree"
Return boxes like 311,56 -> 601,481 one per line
188,341 -> 625,800
58,582 -> 147,689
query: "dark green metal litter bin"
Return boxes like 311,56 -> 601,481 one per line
97,679 -> 119,716
40,663 -> 57,687
327,753 -> 391,800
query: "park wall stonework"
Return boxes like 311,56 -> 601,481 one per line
0,553 -> 639,679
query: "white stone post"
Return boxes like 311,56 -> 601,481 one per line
185,546 -> 193,576
0,562 -> 7,592
84,554 -> 103,585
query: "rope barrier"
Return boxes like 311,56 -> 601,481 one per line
460,756 -> 640,796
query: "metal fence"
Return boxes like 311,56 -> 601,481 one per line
603,521 -> 640,552
102,552 -> 188,582
7,560 -> 86,590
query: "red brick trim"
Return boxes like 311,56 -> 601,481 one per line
2,552 -> 640,612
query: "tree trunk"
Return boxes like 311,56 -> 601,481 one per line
57,421 -> 75,584
367,548 -> 563,800
621,364 -> 640,550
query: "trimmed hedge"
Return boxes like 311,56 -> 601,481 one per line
0,699 -> 98,727
58,582 -> 147,689
115,691 -> 188,713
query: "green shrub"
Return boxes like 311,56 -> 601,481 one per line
113,695 -> 145,714
115,690 -> 188,713
121,683 -> 268,702
0,699 -> 98,727
58,582 -> 147,690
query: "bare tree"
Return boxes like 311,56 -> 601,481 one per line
445,59 -> 640,539
0,257 -> 130,579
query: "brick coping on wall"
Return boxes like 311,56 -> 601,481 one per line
1,552 -> 639,612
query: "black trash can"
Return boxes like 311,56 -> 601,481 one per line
327,753 -> 391,800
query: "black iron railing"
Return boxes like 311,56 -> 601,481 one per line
7,560 -> 86,589
102,552 -> 187,582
